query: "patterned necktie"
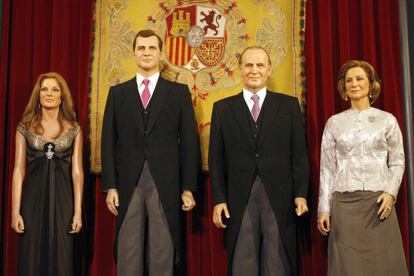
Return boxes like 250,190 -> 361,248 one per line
251,94 -> 260,121
141,79 -> 150,108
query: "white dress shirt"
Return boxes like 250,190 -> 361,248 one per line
318,107 -> 405,214
242,87 -> 267,111
136,72 -> 160,103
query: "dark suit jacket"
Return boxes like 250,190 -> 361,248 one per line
209,91 -> 309,275
101,76 -> 199,262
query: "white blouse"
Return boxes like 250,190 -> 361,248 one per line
318,107 -> 405,214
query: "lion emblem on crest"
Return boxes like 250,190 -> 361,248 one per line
200,10 -> 222,35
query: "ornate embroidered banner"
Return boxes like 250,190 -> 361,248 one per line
90,0 -> 306,172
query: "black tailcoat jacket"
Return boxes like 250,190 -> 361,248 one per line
209,91 -> 309,275
101,76 -> 199,263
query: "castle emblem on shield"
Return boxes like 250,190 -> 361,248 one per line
165,5 -> 226,73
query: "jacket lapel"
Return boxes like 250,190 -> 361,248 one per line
123,77 -> 145,134
257,91 -> 281,149
146,77 -> 169,135
230,92 -> 255,149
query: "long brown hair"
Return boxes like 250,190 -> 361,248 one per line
21,72 -> 77,137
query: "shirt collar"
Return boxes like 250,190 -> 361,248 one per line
136,72 -> 160,87
347,106 -> 374,115
242,87 -> 267,101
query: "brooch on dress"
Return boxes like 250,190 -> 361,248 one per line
44,142 -> 55,159
368,116 -> 375,123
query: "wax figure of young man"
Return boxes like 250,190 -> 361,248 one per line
102,29 -> 199,275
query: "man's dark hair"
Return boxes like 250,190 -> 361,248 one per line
132,29 -> 163,51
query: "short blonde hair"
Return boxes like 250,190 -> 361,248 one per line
238,46 -> 271,66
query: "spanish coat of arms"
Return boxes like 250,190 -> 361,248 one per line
165,6 -> 227,73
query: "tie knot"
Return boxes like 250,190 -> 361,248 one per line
143,79 -> 150,86
251,94 -> 259,103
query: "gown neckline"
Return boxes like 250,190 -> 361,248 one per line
26,126 -> 77,144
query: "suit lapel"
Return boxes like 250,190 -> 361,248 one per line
257,91 -> 282,149
230,92 -> 255,149
146,77 -> 169,135
123,77 -> 144,134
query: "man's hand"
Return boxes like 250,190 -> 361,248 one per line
181,190 -> 196,211
317,212 -> 330,236
213,203 -> 230,228
106,189 -> 119,216
294,197 -> 309,216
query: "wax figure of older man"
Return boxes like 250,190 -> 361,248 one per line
209,46 -> 309,275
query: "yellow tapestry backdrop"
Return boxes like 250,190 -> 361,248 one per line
90,0 -> 306,172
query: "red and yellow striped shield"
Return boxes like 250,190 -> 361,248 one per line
165,6 -> 196,66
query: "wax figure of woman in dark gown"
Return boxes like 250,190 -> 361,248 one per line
11,72 -> 84,276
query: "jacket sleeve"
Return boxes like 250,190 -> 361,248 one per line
290,98 -> 309,199
179,84 -> 199,192
208,102 -> 227,205
318,118 -> 336,214
101,86 -> 118,191
384,114 -> 405,198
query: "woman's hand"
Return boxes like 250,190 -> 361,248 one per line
70,213 -> 82,233
317,212 -> 330,236
377,192 -> 394,220
11,213 -> 25,233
